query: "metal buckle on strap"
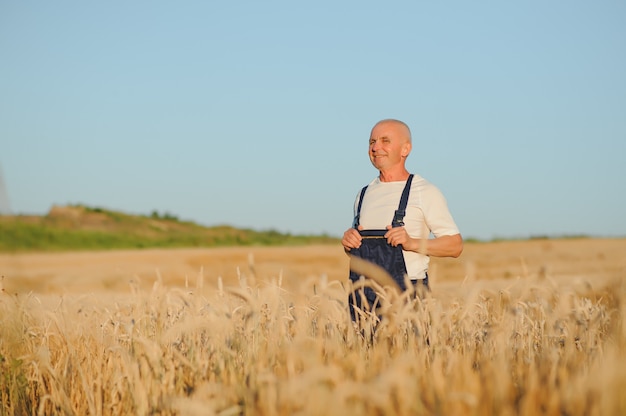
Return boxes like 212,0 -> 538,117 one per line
392,209 -> 406,227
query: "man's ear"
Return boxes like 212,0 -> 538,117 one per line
402,142 -> 412,157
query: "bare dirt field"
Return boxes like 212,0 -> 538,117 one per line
1,238 -> 624,296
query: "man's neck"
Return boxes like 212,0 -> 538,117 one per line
378,168 -> 410,182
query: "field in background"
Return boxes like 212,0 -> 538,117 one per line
1,238 -> 625,415
2,238 -> 624,294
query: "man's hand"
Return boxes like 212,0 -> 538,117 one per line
384,225 -> 417,250
342,226 -> 363,251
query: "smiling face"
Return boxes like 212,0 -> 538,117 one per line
368,120 -> 412,174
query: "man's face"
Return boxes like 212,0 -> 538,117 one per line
368,122 -> 410,171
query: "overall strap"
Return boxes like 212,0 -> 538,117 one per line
352,185 -> 368,228
392,174 -> 414,227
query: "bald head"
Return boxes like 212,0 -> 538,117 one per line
372,119 -> 412,144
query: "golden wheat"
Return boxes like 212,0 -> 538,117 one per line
1,264 -> 624,415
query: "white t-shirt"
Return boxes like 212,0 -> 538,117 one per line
353,174 -> 460,280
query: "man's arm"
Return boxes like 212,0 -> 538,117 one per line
384,226 -> 463,258
409,233 -> 463,258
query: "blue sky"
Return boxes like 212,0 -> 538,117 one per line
1,1 -> 625,241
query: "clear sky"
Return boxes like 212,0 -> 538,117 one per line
1,1 -> 625,241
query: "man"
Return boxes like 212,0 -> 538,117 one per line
342,119 -> 463,317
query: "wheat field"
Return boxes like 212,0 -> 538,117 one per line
1,239 -> 625,415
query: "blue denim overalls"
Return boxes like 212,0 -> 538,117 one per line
348,174 -> 429,320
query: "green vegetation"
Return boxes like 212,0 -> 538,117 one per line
0,205 -> 339,253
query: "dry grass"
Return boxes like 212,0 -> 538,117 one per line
1,245 -> 625,415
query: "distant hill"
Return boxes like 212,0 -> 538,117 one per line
0,205 -> 339,252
